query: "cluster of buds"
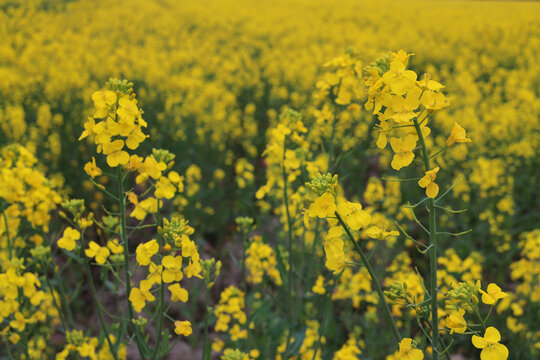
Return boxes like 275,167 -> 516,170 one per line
60,199 -> 93,229
107,78 -> 134,96
161,217 -> 195,248
66,330 -> 86,347
445,281 -> 480,312
363,53 -> 391,78
152,148 -> 176,168
306,173 -> 339,196
235,217 -> 255,234
201,258 -> 222,289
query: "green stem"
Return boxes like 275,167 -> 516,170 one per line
22,329 -> 30,360
240,231 -> 251,351
202,287 -> 211,360
117,167 -> 148,357
413,117 -> 439,359
152,201 -> 164,360
42,262 -> 69,331
282,138 -> 295,358
83,251 -> 118,359
53,265 -> 75,328
311,277 -> 338,360
2,210 -> 12,259
335,211 -> 401,342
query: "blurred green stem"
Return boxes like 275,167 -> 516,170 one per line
413,117 -> 439,359
335,211 -> 401,342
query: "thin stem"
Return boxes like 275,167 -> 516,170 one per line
413,117 -> 439,359
202,286 -> 211,360
2,210 -> 12,259
335,211 -> 401,342
117,167 -> 148,357
42,262 -> 70,331
152,201 -> 164,360
282,138 -> 295,358
53,265 -> 75,327
83,248 -> 118,359
311,277 -> 337,360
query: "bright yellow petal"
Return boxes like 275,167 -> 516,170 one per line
484,327 -> 501,344
472,335 -> 488,349
426,182 -> 439,198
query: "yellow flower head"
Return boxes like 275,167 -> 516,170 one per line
418,166 -> 440,198
174,320 -> 192,336
136,239 -> 159,266
309,192 -> 336,219
84,157 -> 102,179
85,241 -> 110,264
389,135 -> 417,170
446,122 -> 472,147
398,338 -> 424,360
480,283 -> 508,305
382,60 -> 417,96
472,327 -> 509,360
446,308 -> 467,334
57,227 -> 81,251
169,283 -> 189,303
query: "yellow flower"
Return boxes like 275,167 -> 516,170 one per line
398,338 -> 424,360
169,283 -> 189,302
174,320 -> 192,336
129,279 -> 155,312
91,90 -> 117,118
389,135 -> 417,170
337,201 -> 371,230
323,237 -> 348,274
418,167 -> 440,198
57,227 -> 80,251
155,177 -> 176,199
84,157 -> 102,179
162,255 -> 183,283
107,239 -> 124,254
472,327 -> 509,360
480,283 -> 508,305
85,241 -> 110,264
382,60 -> 417,95
136,239 -> 159,266
309,192 -> 336,219
375,117 -> 392,149
446,308 -> 467,334
102,139 -> 129,167
420,90 -> 450,110
365,225 -> 399,240
446,122 -> 472,147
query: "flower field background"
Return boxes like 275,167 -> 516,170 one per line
0,0 -> 539,359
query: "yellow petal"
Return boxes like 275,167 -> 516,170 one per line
484,327 -> 501,344
472,335 -> 488,349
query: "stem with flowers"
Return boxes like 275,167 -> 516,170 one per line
413,117 -> 439,359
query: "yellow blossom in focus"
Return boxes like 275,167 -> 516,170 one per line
85,241 -> 110,264
389,135 -> 416,170
57,227 -> 80,251
446,308 -> 467,334
472,327 -> 509,360
418,167 -> 440,198
480,283 -> 508,305
309,192 -> 336,219
136,239 -> 159,266
84,157 -> 102,179
398,338 -> 423,360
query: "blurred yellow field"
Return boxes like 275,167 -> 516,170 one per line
0,0 -> 539,359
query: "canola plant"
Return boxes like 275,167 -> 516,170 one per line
0,0 -> 539,359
